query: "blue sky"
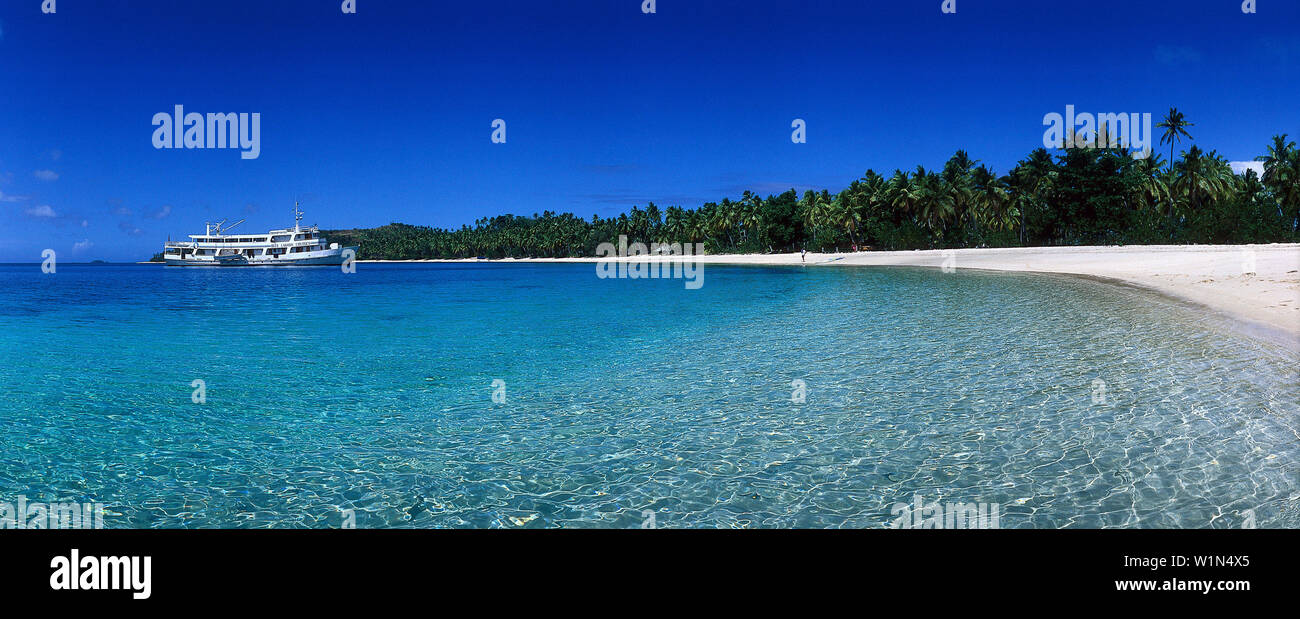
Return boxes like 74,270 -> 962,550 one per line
1,0 -> 1296,261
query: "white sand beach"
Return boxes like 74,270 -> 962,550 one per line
834,244 -> 1299,345
367,244 -> 1300,343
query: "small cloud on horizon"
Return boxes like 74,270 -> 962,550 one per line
1230,161 -> 1266,176
73,240 -> 93,252
118,221 -> 143,236
147,204 -> 172,219
0,190 -> 28,203
25,205 -> 57,218
33,169 -> 59,181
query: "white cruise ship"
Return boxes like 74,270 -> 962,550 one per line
162,204 -> 358,266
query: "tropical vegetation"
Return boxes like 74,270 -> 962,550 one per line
298,114 -> 1300,259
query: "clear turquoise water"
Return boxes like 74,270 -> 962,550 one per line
0,263 -> 1296,528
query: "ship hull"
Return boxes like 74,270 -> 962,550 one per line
165,246 -> 358,266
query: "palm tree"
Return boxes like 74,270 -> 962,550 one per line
1256,134 -> 1299,231
616,213 -> 630,238
663,206 -> 686,243
798,190 -> 817,244
971,165 -> 1009,234
739,191 -> 763,245
1010,148 -> 1056,245
942,150 -> 977,237
1256,134 -> 1297,182
833,193 -> 862,247
713,198 -> 737,247
795,191 -> 820,249
1133,153 -> 1170,215
912,167 -> 954,237
644,202 -> 663,241
627,205 -> 648,242
1156,107 -> 1194,172
1171,146 -> 1231,230
886,170 -> 920,222
687,210 -> 705,246
813,191 -> 836,247
854,170 -> 887,242
1235,168 -> 1266,221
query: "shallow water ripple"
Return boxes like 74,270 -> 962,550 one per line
0,264 -> 1295,528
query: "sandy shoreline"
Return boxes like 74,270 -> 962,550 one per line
364,244 -> 1300,344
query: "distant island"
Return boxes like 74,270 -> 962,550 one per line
154,112 -> 1299,262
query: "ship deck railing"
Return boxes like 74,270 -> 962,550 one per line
166,241 -> 322,249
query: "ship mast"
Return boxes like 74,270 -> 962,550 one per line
293,202 -> 303,232
203,218 -> 243,236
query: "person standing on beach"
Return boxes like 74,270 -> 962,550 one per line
801,249 -> 806,264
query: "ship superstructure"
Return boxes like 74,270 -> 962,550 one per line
162,204 -> 357,266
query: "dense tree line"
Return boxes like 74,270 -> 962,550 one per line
328,113 -> 1300,259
